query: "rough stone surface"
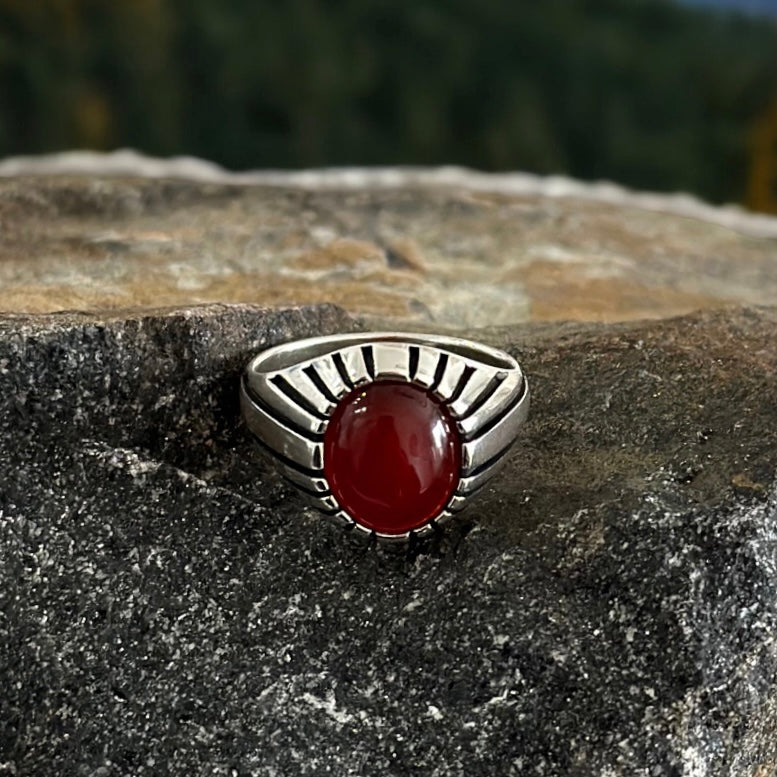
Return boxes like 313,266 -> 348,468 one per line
2,173 -> 777,325
1,303 -> 776,776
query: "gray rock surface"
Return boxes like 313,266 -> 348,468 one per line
1,303 -> 777,776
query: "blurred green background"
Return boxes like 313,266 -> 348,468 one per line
1,0 -> 776,211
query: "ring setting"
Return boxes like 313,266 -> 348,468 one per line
240,332 -> 529,541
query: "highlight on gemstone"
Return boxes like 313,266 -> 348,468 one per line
323,380 -> 461,534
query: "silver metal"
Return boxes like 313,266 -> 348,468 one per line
240,331 -> 529,541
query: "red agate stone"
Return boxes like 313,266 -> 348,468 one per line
323,380 -> 461,535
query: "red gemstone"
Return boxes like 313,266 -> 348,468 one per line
323,380 -> 461,535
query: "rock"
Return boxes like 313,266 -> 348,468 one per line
2,171 -> 777,326
1,303 -> 776,776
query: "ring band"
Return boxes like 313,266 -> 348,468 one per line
240,332 -> 529,541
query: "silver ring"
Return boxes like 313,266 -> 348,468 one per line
240,332 -> 529,541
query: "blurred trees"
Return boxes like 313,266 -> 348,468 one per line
0,0 -> 775,208
748,94 -> 777,212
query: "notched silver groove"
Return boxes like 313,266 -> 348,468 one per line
303,364 -> 339,403
331,351 -> 355,390
361,345 -> 375,379
270,375 -> 330,420
460,373 -> 505,419
429,353 -> 449,393
449,365 -> 476,404
408,345 -> 420,380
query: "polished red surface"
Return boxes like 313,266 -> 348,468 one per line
324,380 -> 461,534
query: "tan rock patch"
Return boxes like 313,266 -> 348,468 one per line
520,260 -> 731,322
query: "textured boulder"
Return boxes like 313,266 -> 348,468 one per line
2,168 -> 777,325
1,303 -> 776,776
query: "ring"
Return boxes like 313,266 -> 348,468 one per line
240,332 -> 529,540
